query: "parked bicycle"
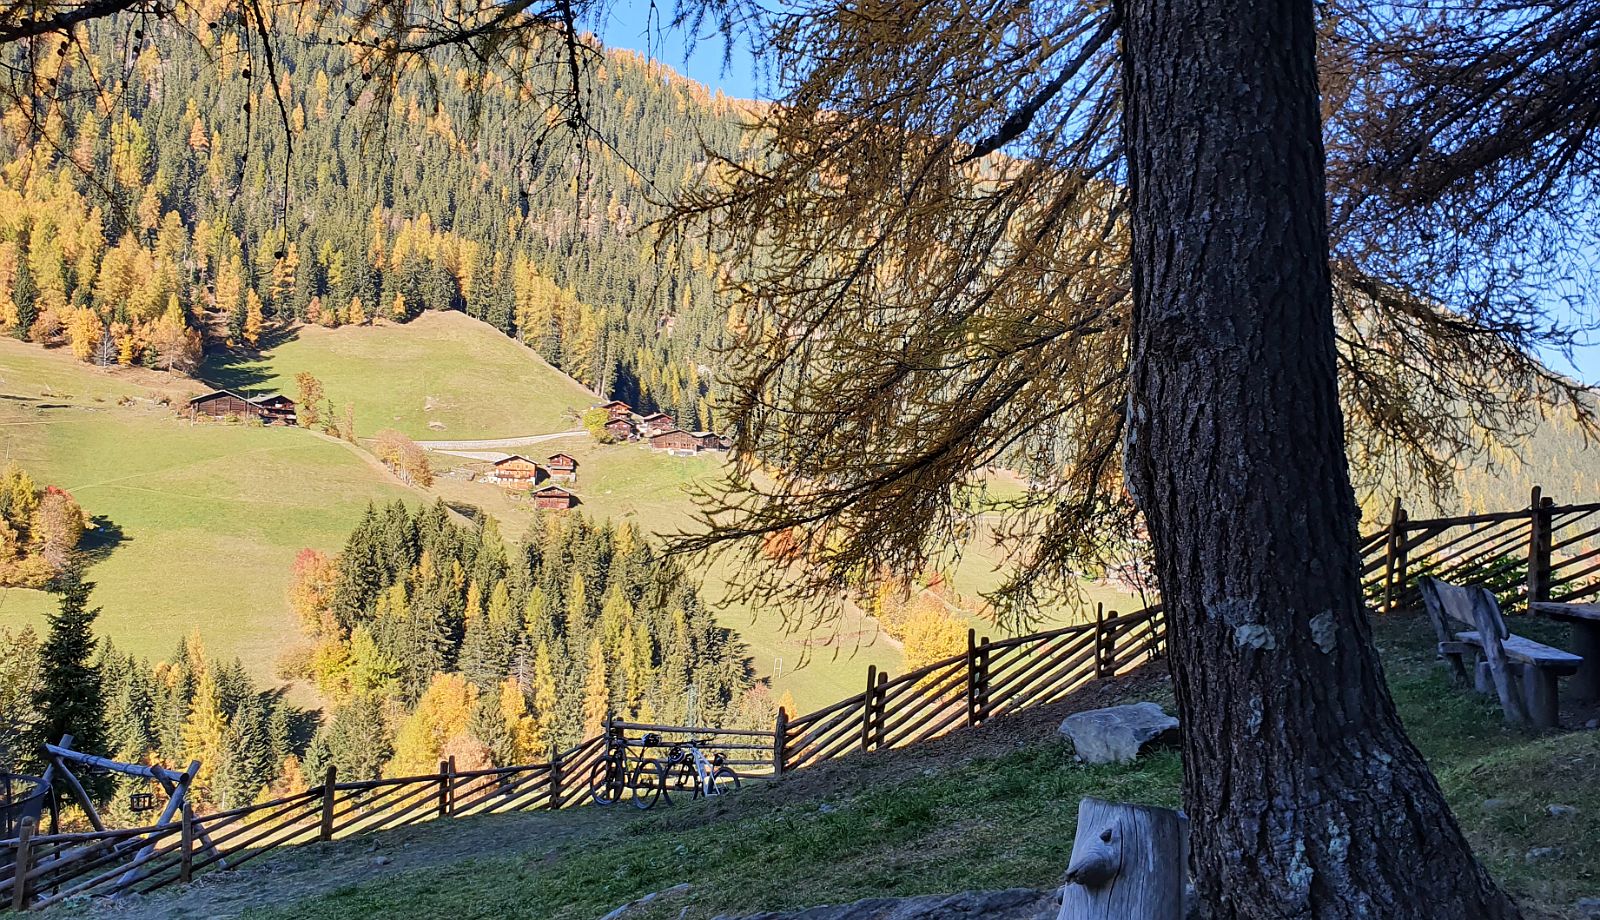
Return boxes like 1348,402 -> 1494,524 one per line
590,724 -> 635,807
591,727 -> 743,810
628,733 -> 741,810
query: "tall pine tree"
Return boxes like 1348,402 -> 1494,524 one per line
31,563 -> 111,800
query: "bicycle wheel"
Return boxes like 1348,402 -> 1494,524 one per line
662,760 -> 692,806
590,754 -> 623,806
707,766 -> 741,797
630,759 -> 666,810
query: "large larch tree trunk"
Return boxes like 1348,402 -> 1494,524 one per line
1118,0 -> 1522,916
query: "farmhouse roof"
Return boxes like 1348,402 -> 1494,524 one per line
493,454 -> 540,467
188,389 -> 249,404
246,393 -> 294,405
530,484 -> 577,497
547,452 -> 579,465
640,412 -> 672,422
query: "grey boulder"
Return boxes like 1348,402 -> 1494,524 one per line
1059,702 -> 1180,764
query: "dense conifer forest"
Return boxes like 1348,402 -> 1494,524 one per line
0,18 -> 743,429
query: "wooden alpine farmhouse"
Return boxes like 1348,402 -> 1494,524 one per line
605,416 -> 638,440
248,394 -> 298,425
484,455 -> 546,490
529,484 -> 580,510
638,412 -> 676,438
545,453 -> 579,482
597,400 -> 633,419
648,428 -> 702,453
187,390 -> 297,425
691,431 -> 729,451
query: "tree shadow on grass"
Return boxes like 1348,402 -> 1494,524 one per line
78,515 -> 128,565
261,686 -> 323,754
198,326 -> 302,395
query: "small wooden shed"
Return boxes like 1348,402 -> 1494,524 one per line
530,484 -> 580,510
604,417 -> 637,440
691,431 -> 729,451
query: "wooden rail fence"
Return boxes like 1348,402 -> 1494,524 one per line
0,604 -> 1166,911
1364,487 -> 1600,615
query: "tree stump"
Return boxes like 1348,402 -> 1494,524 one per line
1058,797 -> 1187,920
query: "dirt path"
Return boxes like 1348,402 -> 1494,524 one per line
62,804 -> 636,919
416,430 -> 586,452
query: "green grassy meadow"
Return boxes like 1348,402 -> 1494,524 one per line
0,339 -> 416,680
201,311 -> 598,440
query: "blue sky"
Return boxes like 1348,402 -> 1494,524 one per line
596,0 -> 766,99
595,5 -> 1600,385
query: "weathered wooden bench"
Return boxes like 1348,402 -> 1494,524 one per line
1418,576 -> 1581,728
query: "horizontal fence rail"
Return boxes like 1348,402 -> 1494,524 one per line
1365,487 -> 1600,615
777,605 -> 1166,772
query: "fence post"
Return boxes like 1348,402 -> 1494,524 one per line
1529,486 -> 1554,604
547,743 -> 563,810
1094,604 -> 1110,678
772,707 -> 788,778
1382,496 -> 1405,614
10,816 -> 33,911
874,672 -> 888,750
319,765 -> 337,842
447,756 -> 458,817
180,802 -> 194,884
977,636 -> 992,722
437,759 -> 450,818
965,629 -> 979,727
861,665 -> 878,751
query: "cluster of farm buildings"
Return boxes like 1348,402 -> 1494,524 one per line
181,392 -> 719,513
594,400 -> 729,454
481,453 -> 582,509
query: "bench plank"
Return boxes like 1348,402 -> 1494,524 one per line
1455,631 -> 1582,673
1529,601 -> 1600,622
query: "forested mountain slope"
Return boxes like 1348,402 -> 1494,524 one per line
0,19 -> 742,429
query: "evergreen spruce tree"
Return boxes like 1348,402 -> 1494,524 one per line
12,255 -> 37,339
31,563 -> 111,800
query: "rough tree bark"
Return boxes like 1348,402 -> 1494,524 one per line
1119,0 -> 1522,917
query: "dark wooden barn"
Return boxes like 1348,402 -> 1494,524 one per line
530,484 -> 580,510
188,390 -> 297,425
649,428 -> 701,453
188,390 -> 257,421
